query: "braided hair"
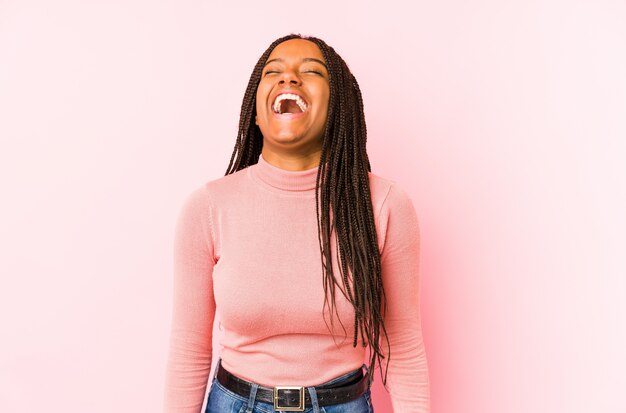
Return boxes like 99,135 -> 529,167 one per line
224,34 -> 391,388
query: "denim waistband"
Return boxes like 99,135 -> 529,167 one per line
210,358 -> 371,413
213,357 -> 368,388
318,364 -> 367,387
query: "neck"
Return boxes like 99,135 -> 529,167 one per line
260,149 -> 322,172
249,152 -> 324,193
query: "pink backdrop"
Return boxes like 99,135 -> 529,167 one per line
1,1 -> 625,412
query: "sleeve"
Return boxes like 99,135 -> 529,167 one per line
377,182 -> 431,412
163,185 -> 217,413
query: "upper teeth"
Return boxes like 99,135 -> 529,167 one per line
273,93 -> 308,114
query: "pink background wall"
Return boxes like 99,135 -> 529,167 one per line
1,1 -> 625,412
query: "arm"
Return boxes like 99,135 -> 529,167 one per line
378,182 -> 431,412
163,185 -> 217,413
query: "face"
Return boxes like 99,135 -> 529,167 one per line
255,39 -> 330,152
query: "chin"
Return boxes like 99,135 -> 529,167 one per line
271,130 -> 307,142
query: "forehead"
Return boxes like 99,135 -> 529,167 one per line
266,39 -> 325,63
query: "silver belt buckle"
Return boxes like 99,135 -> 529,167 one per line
273,385 -> 305,411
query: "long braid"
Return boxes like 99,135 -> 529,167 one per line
224,33 -> 392,389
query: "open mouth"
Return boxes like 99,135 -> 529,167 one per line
272,93 -> 308,114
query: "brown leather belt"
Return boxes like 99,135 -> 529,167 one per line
215,362 -> 369,411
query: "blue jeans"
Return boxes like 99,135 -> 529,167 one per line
205,358 -> 374,413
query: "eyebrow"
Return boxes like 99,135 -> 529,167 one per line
263,57 -> 328,69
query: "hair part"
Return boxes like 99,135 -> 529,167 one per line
225,33 -> 391,389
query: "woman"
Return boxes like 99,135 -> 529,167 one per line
164,34 -> 430,413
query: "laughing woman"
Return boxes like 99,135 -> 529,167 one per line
164,34 -> 430,413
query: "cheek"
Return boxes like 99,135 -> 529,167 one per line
320,92 -> 330,117
255,91 -> 263,110
321,87 -> 330,109
255,85 -> 269,110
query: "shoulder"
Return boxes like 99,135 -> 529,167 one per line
367,171 -> 416,218
367,172 -> 419,254
181,167 -> 250,209
204,167 -> 249,194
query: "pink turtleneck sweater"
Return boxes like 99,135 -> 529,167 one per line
163,153 -> 430,412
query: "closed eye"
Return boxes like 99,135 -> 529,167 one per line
263,69 -> 324,76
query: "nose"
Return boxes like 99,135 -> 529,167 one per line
278,68 -> 301,85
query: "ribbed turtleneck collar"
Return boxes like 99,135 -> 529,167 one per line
250,153 -> 320,193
